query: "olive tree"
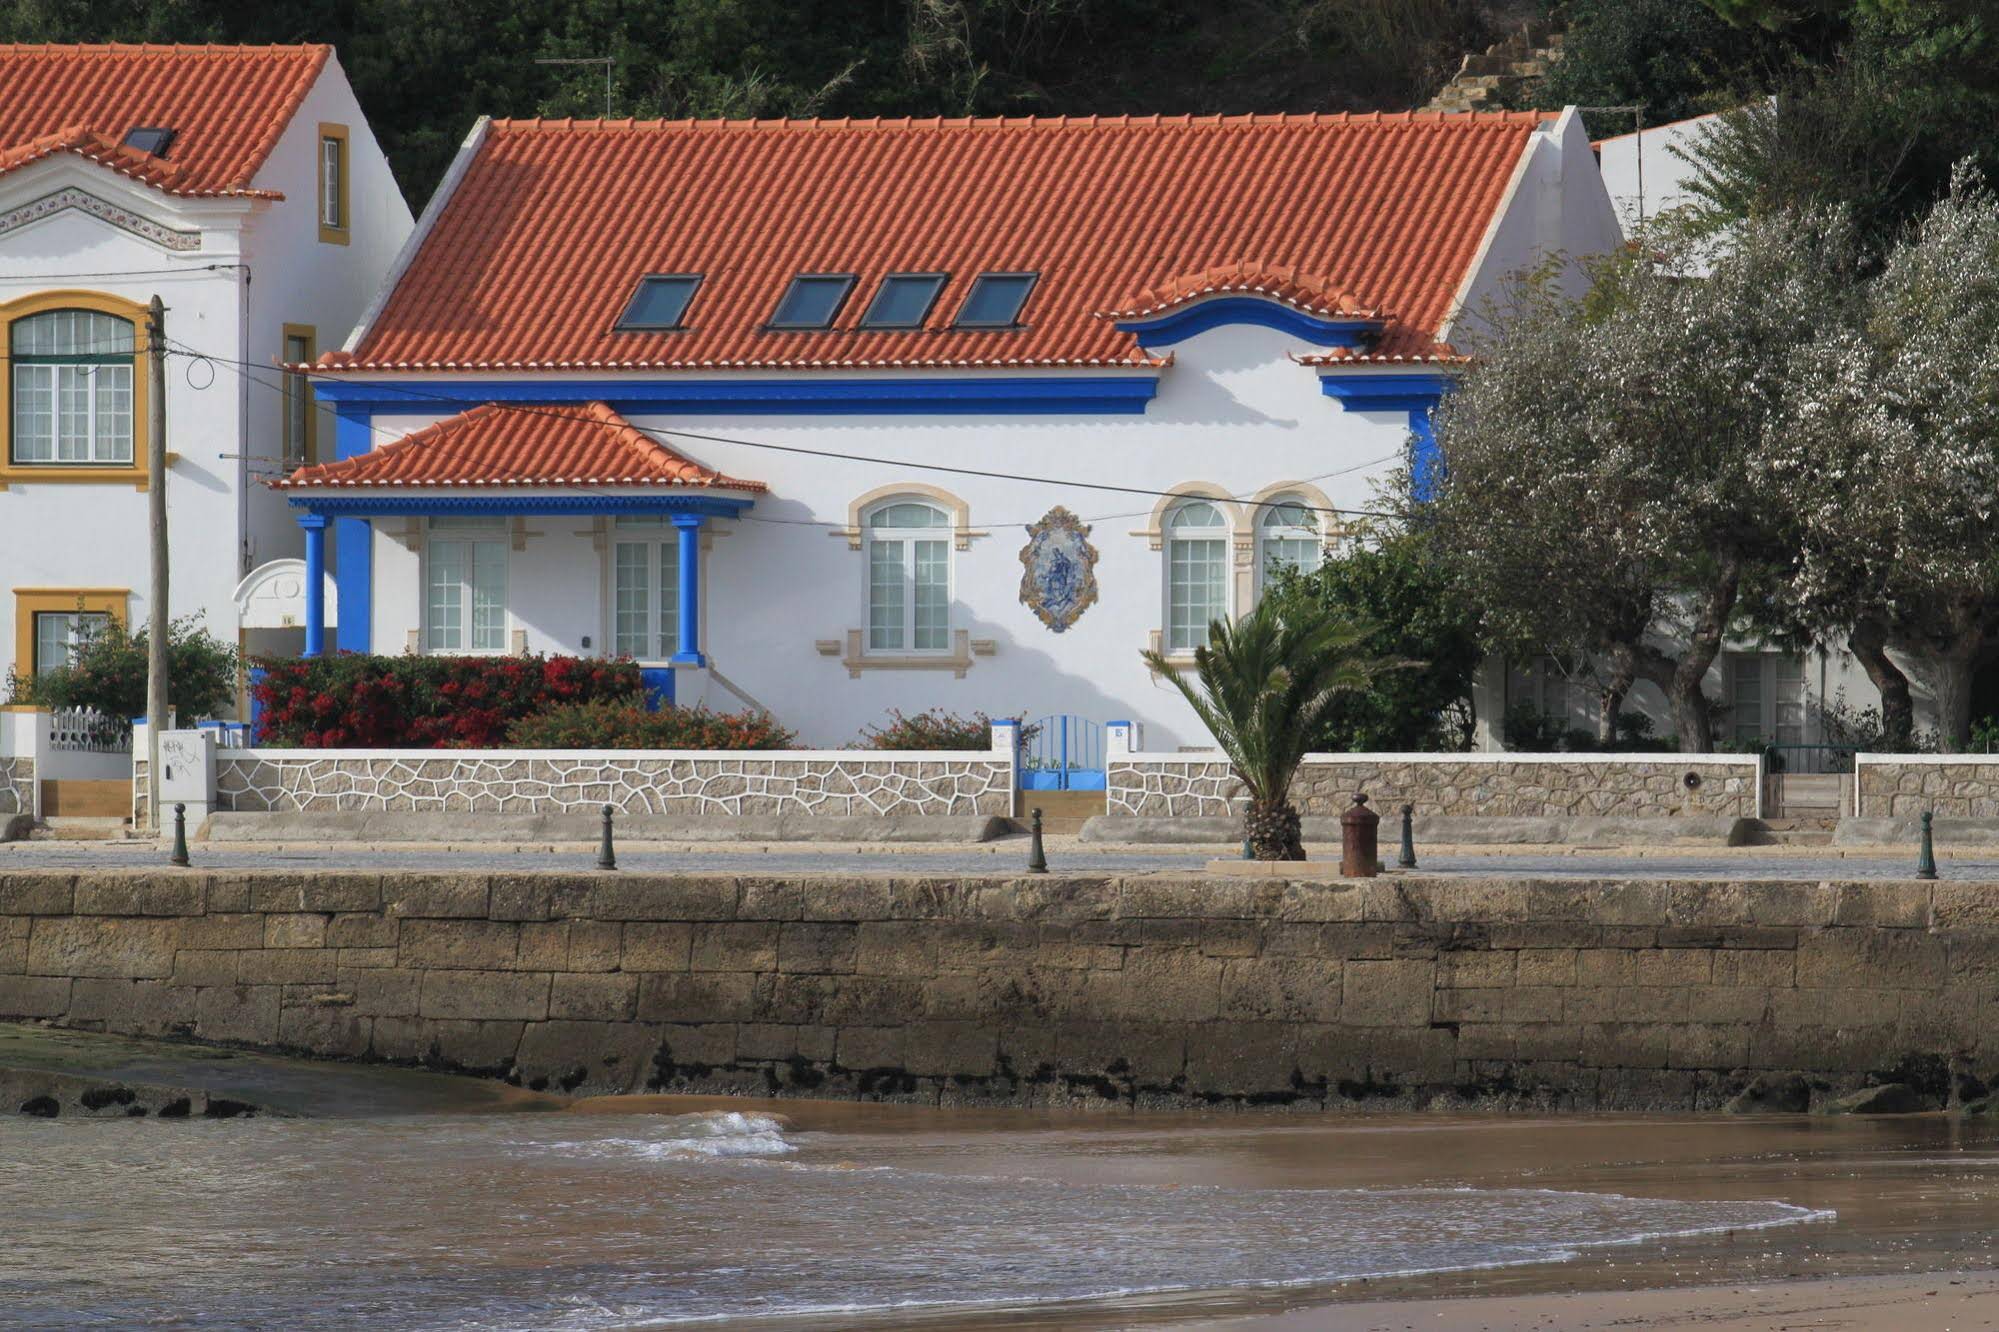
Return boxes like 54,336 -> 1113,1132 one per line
1427,212 -> 1854,751
1769,172 -> 1999,750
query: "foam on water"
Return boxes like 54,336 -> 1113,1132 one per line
540,1111 -> 796,1160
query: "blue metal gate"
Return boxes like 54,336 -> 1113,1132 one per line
1020,714 -> 1105,790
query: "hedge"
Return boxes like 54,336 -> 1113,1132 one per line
505,700 -> 796,749
251,654 -> 645,747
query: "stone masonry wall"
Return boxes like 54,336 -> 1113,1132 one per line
1108,758 -> 1757,819
0,757 -> 29,817
215,754 -> 1012,818
1859,761 -> 1999,818
1,869 -> 1989,1111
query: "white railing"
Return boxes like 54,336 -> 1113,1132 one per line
49,708 -> 130,754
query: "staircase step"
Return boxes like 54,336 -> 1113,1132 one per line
30,817 -> 138,841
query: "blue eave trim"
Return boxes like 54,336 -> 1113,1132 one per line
286,493 -> 757,519
1115,297 -> 1380,348
309,375 -> 1158,416
1317,373 -> 1453,413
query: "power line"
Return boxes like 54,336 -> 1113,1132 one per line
164,338 -> 1416,527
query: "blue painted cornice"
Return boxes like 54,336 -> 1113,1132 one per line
1317,373 -> 1452,414
285,493 -> 756,519
1115,297 -> 1381,348
309,375 -> 1158,416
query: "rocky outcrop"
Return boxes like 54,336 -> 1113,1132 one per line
1423,22 -> 1563,115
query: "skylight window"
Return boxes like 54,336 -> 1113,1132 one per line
121,126 -> 176,157
859,273 -> 947,329
768,275 -> 855,330
954,272 -> 1037,328
616,274 -> 702,331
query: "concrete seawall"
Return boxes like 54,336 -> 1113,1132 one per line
1,870 -> 1990,1110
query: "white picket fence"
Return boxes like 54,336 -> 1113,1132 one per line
48,708 -> 129,754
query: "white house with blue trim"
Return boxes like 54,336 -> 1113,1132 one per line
274,109 -> 1619,755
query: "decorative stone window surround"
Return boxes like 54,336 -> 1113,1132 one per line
824,484 -> 991,673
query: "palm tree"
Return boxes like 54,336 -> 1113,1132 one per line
1142,599 -> 1398,860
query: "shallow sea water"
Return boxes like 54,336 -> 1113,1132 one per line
4,1104 -> 1995,1330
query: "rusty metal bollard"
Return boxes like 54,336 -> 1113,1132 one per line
1340,793 -> 1380,878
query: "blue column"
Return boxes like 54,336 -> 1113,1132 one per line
331,403 -> 373,653
671,514 -> 704,666
300,514 -> 328,657
1407,405 -> 1441,502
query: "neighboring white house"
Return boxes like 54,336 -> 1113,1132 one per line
0,43 -> 412,701
280,108 -> 1621,754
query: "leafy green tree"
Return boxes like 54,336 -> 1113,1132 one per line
1259,527 -> 1481,752
1141,598 -> 1397,860
4,617 -> 237,727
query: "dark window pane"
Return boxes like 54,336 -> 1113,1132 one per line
122,126 -> 175,156
955,273 -> 1037,328
770,275 -> 855,329
860,274 -> 946,328
617,275 -> 701,330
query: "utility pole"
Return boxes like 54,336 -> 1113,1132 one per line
145,295 -> 168,833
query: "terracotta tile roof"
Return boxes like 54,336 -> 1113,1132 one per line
0,43 -> 328,197
1096,263 -> 1391,323
1295,345 -> 1472,366
273,401 -> 766,491
336,111 -> 1547,372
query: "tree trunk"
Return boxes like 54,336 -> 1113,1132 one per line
1663,562 -> 1741,753
1244,798 -> 1305,861
1848,617 -> 1914,750
1597,643 -> 1637,745
1906,638 -> 1983,753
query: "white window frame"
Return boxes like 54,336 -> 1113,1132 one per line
9,310 -> 136,466
1727,652 -> 1807,745
1164,499 -> 1231,653
1255,495 -> 1322,592
865,499 -> 953,655
608,517 -> 681,662
33,610 -> 109,676
1508,655 -> 1597,733
424,517 -> 509,653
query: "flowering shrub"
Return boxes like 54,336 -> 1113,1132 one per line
6,616 -> 237,729
251,654 -> 645,747
856,708 -> 1011,750
505,700 -> 796,749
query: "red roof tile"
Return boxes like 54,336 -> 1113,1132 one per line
1097,263 -> 1391,323
273,401 -> 765,491
0,44 -> 327,197
338,111 -> 1547,371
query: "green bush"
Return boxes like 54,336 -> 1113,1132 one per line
5,616 -> 237,728
856,708 -> 1007,750
505,700 -> 796,750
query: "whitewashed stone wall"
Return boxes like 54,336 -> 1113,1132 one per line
1855,756 -> 1999,818
0,757 -> 30,817
1108,755 -> 1760,819
214,751 -> 1013,817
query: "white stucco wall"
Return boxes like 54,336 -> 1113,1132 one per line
0,52 -> 410,705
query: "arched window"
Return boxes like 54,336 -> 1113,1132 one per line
10,310 -> 135,465
1257,495 -> 1322,587
1165,499 -> 1229,651
867,499 -> 953,653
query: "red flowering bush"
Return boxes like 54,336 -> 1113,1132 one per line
505,700 -> 796,749
251,653 -> 646,747
856,708 -> 1014,750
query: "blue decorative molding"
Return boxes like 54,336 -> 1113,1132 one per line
309,375 -> 1159,416
286,494 -> 754,519
1115,297 -> 1380,348
1319,373 -> 1452,500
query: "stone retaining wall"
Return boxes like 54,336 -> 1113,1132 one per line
214,752 -> 1013,818
1856,756 -> 1999,818
1108,756 -> 1759,819
1,869 -> 1987,1110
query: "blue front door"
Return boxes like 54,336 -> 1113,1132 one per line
1020,714 -> 1106,790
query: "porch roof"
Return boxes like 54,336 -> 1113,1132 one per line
273,400 -> 767,496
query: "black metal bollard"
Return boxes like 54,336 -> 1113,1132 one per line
1917,809 -> 1938,881
597,804 -> 618,871
1027,807 -> 1049,874
169,802 -> 190,868
1397,803 -> 1417,870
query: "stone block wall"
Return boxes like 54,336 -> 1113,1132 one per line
214,752 -> 1012,818
1856,758 -> 1999,818
0,757 -> 29,817
1108,757 -> 1758,819
1,868 -> 1990,1111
